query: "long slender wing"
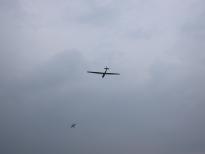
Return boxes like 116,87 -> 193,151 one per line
105,72 -> 120,75
87,71 -> 104,74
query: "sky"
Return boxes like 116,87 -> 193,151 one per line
0,0 -> 205,154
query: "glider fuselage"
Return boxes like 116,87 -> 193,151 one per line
102,68 -> 108,78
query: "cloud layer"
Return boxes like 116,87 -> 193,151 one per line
1,0 -> 205,154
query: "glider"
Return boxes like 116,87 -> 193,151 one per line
87,67 -> 120,78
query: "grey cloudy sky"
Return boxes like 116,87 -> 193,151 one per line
1,0 -> 205,154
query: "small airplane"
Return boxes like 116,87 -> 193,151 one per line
70,123 -> 77,128
87,67 -> 120,78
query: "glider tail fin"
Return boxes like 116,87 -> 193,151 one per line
104,67 -> 109,70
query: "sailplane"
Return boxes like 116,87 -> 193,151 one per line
87,67 -> 120,78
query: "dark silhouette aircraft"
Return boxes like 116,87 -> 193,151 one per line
87,67 -> 120,78
71,124 -> 77,128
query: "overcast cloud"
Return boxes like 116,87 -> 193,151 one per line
1,0 -> 205,154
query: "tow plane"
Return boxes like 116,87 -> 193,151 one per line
70,123 -> 77,128
87,67 -> 120,78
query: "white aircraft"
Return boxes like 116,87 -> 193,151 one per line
87,67 -> 120,78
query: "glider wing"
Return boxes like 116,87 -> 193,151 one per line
105,73 -> 120,75
87,71 -> 104,74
